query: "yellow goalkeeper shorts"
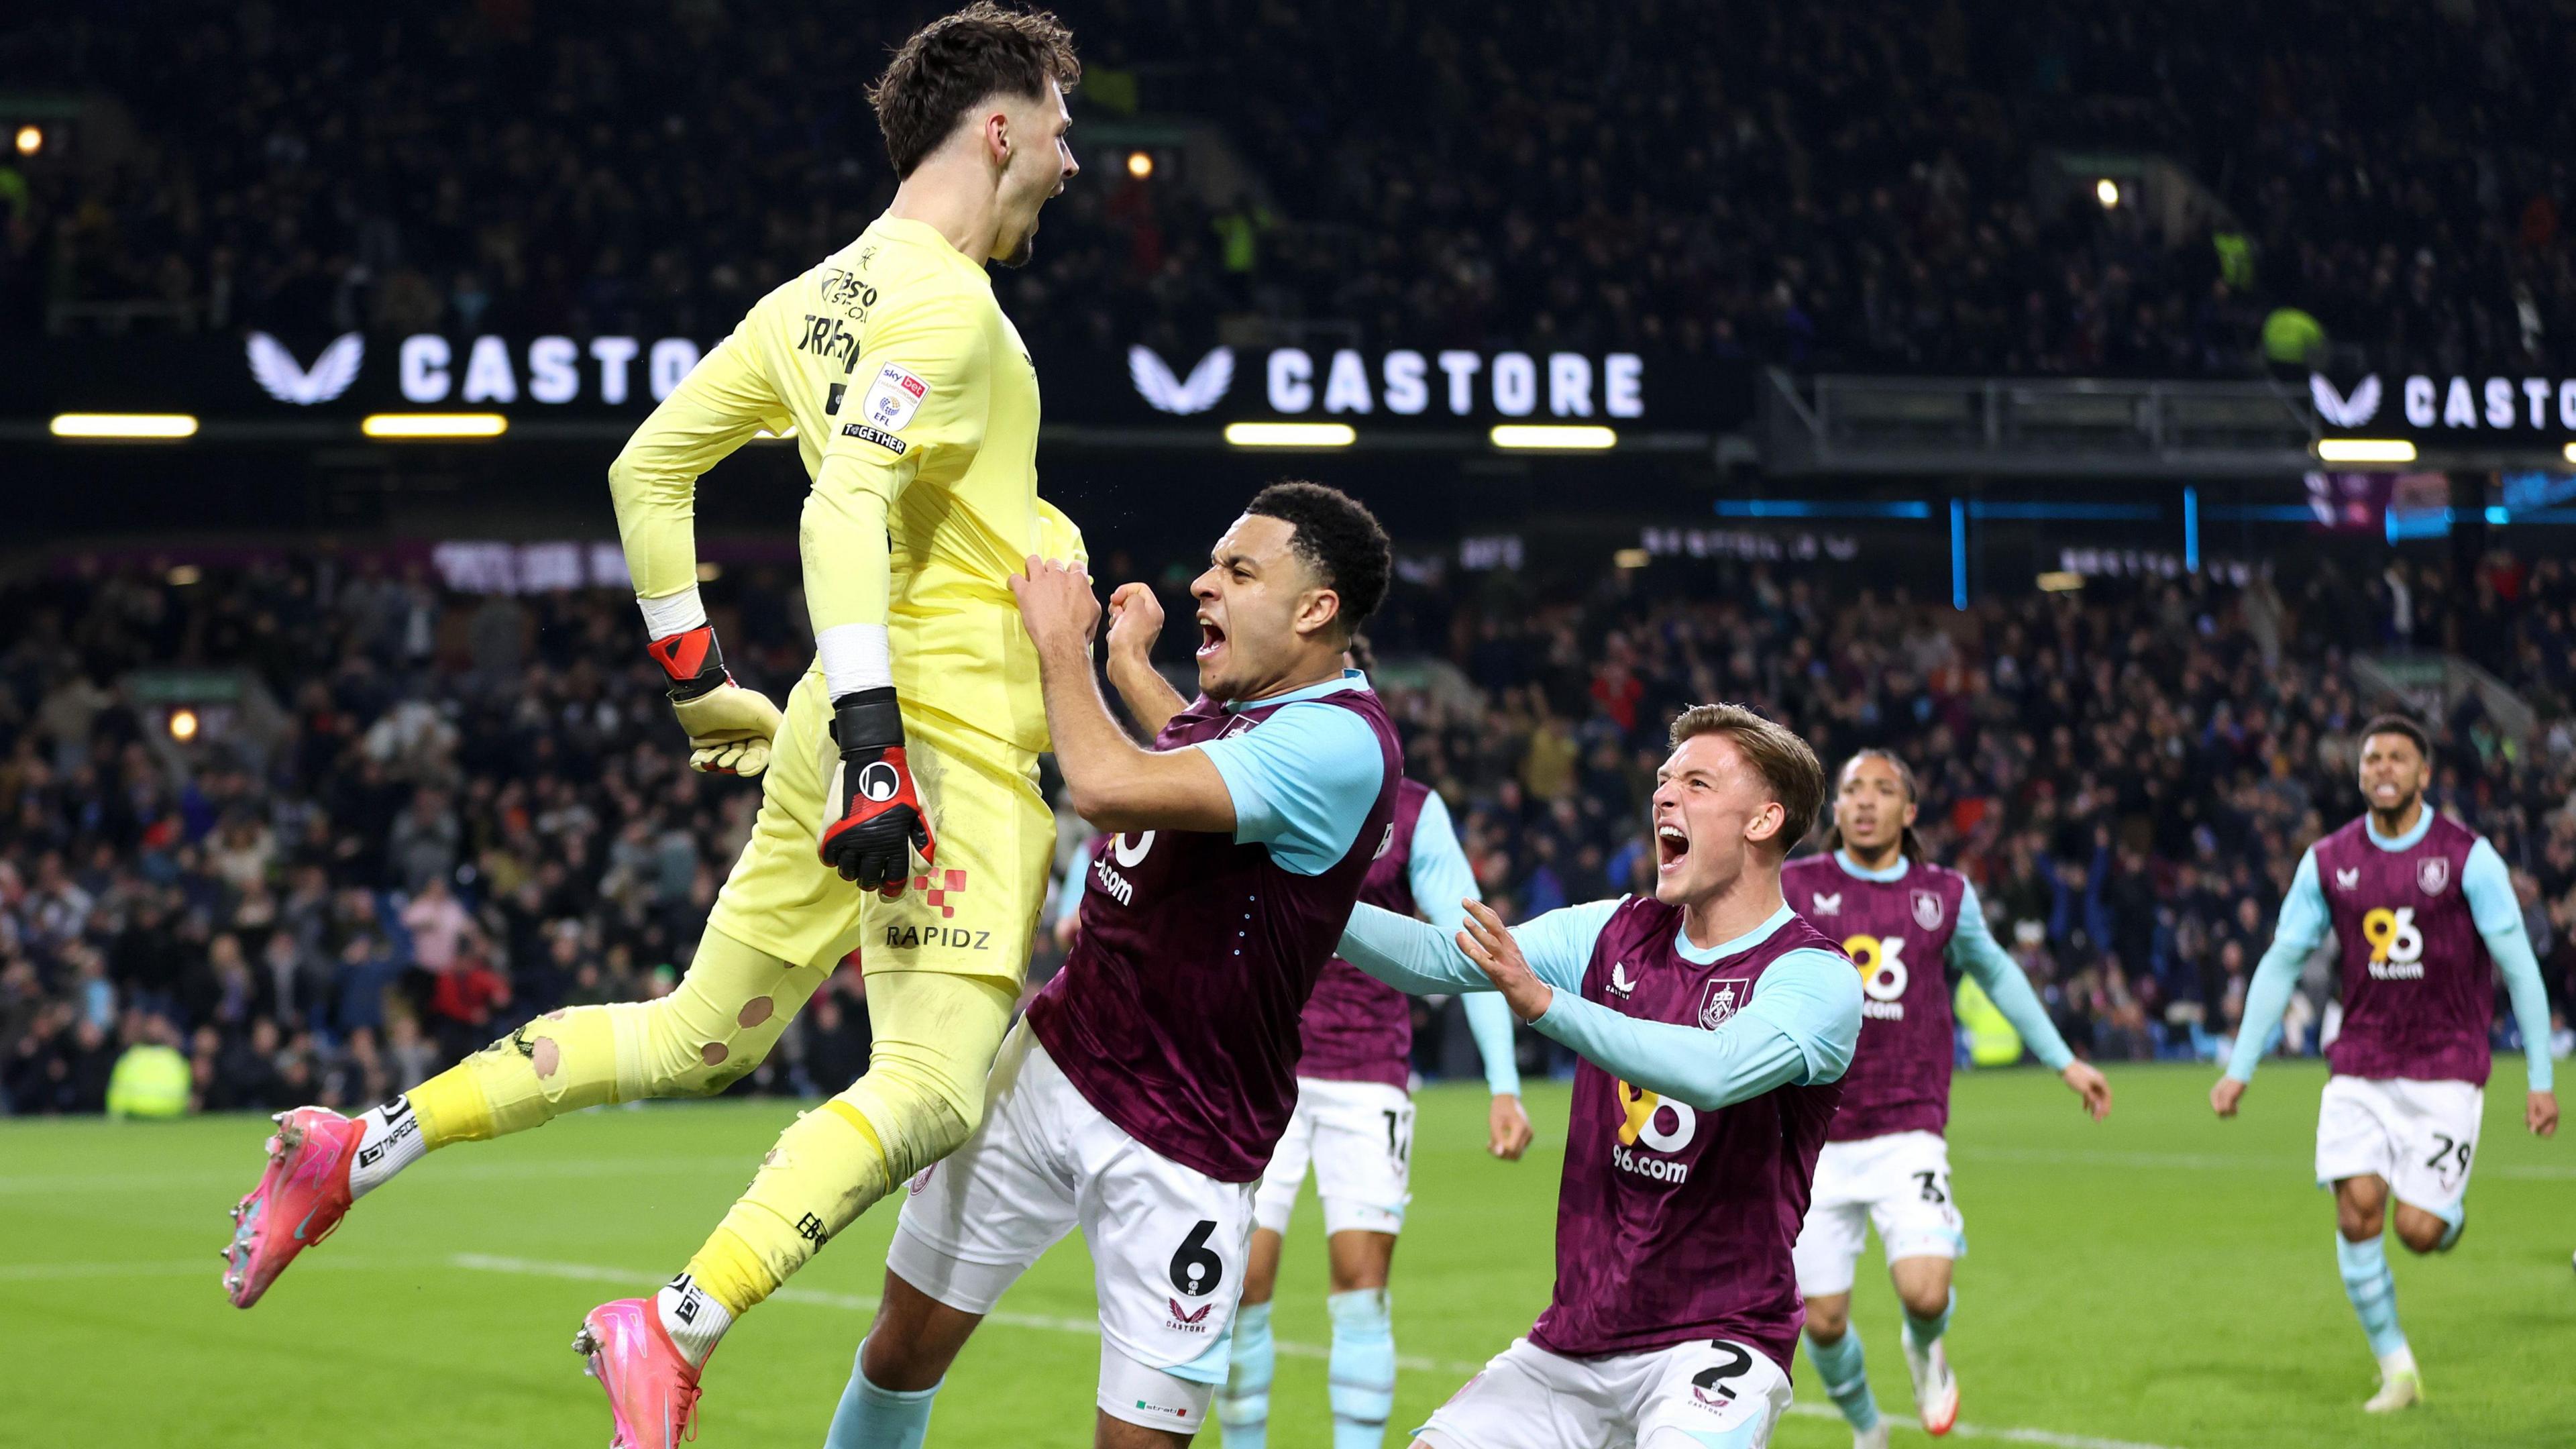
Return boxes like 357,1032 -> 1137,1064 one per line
706,671 -> 1053,982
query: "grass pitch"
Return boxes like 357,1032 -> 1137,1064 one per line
4,1059 -> 2567,1448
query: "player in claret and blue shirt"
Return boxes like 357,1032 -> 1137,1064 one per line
1337,704 -> 1862,1449
826,482 -> 1407,1449
2212,714 -> 2557,1414
1780,751 -> 2111,1448
1073,617 -> 1535,1449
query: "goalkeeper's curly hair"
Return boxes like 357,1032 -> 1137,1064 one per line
869,4 -> 1080,179
1246,480 -> 1392,643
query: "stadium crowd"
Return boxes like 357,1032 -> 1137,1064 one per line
7,1 -> 2576,376
4,541 -> 2573,1117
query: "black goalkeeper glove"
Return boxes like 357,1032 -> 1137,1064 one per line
816,688 -> 934,892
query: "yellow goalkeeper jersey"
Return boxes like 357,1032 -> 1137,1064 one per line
610,214 -> 1073,753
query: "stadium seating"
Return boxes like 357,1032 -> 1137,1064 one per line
3,549 -> 2569,1115
7,1 -> 2575,373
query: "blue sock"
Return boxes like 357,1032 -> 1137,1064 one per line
1801,1328 -> 1880,1432
1903,1287 -> 1955,1352
1327,1289 -> 1396,1449
2334,1234 -> 2408,1360
822,1350 -> 941,1449
1218,1299 -> 1275,1449
2432,1199 -> 2467,1252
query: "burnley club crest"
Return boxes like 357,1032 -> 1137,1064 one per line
1698,977 -> 1751,1030
2417,857 -> 2450,895
1911,888 -> 1945,930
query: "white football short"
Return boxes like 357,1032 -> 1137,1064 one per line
1251,1076 -> 1414,1237
2314,1074 -> 2483,1223
1790,1130 -> 1966,1298
890,1020 -> 1257,1434
1417,1335 -> 1793,1449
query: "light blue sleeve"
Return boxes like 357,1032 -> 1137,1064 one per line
1051,847 -> 1091,925
1405,790 -> 1478,932
1507,898 -> 1629,994
1463,993 -> 1523,1097
1946,881 -> 2076,1071
2463,839 -> 2555,1093
1529,947 -> 1862,1112
2225,848 -> 2329,1082
1194,700 -> 1387,875
1336,898 -> 1625,998
1403,790 -> 1524,1095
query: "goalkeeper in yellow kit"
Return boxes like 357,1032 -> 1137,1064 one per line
219,7 -> 1085,1444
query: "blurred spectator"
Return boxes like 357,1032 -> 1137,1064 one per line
799,981 -> 872,1101
106,1016 -> 191,1119
6,544 -> 2575,1117
400,876 -> 473,972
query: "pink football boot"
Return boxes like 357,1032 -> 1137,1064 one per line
573,1298 -> 705,1449
221,1106 -> 363,1308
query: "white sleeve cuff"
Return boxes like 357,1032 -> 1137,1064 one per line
818,623 -> 894,698
638,586 -> 708,641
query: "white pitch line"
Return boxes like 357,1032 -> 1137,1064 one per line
449,1253 -> 2190,1449
0,1256 -> 425,1283
1782,1401 -> 2194,1449
0,1252 -> 2193,1449
0,1259 -> 231,1282
0,1155 -> 762,1195
1953,1144 -> 2576,1181
449,1254 -> 1375,1368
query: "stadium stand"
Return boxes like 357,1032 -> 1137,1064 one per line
4,549 -> 2570,1115
7,1 -> 2576,372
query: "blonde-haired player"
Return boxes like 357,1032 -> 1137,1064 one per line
221,8 -> 1086,1446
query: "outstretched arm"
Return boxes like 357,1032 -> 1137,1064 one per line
1494,929 -> 1862,1114
1401,792 -> 1525,1102
1951,883 -> 2110,1120
2463,841 -> 2558,1134
2215,849 -> 2329,1114
1336,898 -> 1621,998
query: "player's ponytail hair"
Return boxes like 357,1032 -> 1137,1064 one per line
1821,748 -> 1927,863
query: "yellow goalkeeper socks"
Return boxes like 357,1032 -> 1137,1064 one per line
683,1097 -> 894,1316
678,970 -> 1016,1318
408,928 -> 821,1152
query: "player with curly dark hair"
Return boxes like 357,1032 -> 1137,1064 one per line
219,10 -> 1094,1447
828,486 -> 1402,1447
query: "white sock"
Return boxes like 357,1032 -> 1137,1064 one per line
657,1273 -> 734,1369
2377,1344 -> 2418,1379
347,1096 -> 427,1199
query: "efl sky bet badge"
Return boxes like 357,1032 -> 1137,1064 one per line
863,363 -> 928,431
